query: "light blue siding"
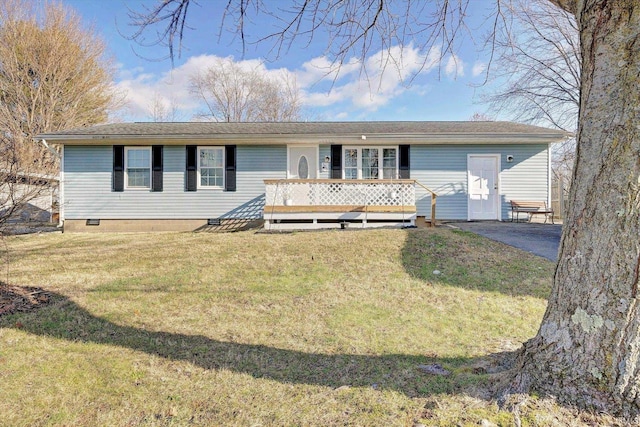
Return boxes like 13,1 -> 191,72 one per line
63,145 -> 286,219
412,144 -> 549,220
63,143 -> 548,222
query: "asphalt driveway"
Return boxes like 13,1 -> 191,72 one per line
450,221 -> 562,261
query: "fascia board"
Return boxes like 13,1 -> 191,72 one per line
40,132 -> 568,146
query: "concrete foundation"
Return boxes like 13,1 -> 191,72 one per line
63,219 -> 264,233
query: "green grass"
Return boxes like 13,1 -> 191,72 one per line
0,228 -> 623,426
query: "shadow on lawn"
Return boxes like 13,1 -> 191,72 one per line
401,228 -> 552,299
0,286 -> 515,398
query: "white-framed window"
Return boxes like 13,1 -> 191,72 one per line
198,146 -> 224,188
382,148 -> 397,178
343,146 -> 398,179
344,148 -> 358,179
125,147 -> 151,189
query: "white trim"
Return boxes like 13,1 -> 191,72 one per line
547,144 -> 552,208
265,211 -> 416,230
343,145 -> 399,180
197,146 -> 225,190
286,146 -> 290,179
497,156 -> 503,221
124,146 -> 152,190
59,145 -> 64,226
466,154 -> 501,221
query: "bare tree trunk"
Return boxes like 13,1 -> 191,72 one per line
511,1 -> 640,417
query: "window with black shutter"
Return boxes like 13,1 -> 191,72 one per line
225,145 -> 236,192
113,145 -> 124,192
330,145 -> 342,179
186,145 -> 197,191
399,145 -> 410,179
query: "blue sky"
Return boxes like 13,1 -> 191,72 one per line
64,0 -> 500,123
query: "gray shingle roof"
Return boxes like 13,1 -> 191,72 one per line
40,121 -> 568,139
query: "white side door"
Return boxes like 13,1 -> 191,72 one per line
288,146 -> 318,179
467,154 -> 500,220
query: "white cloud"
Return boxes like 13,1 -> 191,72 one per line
297,44 -> 442,113
115,45 -> 445,121
472,61 -> 487,77
296,56 -> 361,88
444,55 -> 464,79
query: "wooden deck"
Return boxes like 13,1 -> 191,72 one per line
263,179 -> 432,230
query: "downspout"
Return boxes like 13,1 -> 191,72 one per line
547,143 -> 552,215
40,139 -> 63,229
40,138 -> 59,159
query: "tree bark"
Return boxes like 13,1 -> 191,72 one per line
511,0 -> 640,417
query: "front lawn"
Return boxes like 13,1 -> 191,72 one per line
0,228 -> 620,426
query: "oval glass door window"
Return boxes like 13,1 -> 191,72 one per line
298,155 -> 309,179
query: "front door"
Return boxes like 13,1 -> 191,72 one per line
288,146 -> 318,179
468,154 -> 500,220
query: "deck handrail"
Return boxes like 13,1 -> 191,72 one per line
414,180 -> 437,227
263,178 -> 437,227
414,180 -> 437,197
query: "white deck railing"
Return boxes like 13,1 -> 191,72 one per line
264,179 -> 416,208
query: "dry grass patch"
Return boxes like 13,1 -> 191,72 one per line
0,227 -> 624,426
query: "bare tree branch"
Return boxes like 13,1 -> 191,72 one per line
547,0 -> 577,14
126,0 -> 195,63
483,0 -> 579,133
128,0 -> 482,85
188,57 -> 303,122
479,0 -> 579,183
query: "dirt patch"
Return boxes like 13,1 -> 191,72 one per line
0,282 -> 52,317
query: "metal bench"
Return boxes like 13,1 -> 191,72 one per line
510,200 -> 555,224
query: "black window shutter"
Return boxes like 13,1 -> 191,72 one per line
330,145 -> 342,179
225,145 -> 236,192
186,145 -> 197,191
399,145 -> 410,179
113,145 -> 124,192
152,145 -> 163,192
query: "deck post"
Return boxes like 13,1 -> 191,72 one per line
431,194 -> 437,227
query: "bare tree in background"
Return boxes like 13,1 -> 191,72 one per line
0,0 -> 119,232
148,92 -> 182,122
469,112 -> 493,121
482,0 -> 579,197
130,0 -> 640,418
189,57 -> 302,122
485,0 -> 579,132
